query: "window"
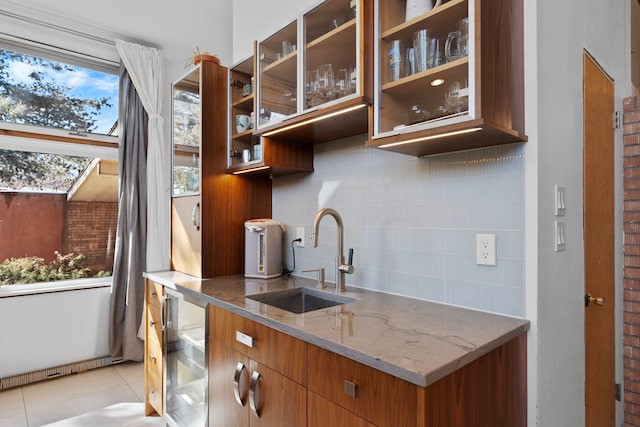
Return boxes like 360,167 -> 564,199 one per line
0,42 -> 119,288
0,148 -> 118,287
0,41 -> 119,144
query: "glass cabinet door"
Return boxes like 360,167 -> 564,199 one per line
257,20 -> 299,128
172,68 -> 201,196
303,0 -> 359,111
375,0 -> 471,137
228,56 -> 263,168
164,289 -> 207,427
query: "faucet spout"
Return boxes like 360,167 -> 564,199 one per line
312,208 -> 353,292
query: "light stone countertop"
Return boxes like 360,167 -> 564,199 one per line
145,270 -> 529,388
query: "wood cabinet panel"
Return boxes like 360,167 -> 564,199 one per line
419,334 -> 527,427
171,60 -> 272,278
209,338 -> 250,427
308,344 -> 417,427
249,360 -> 307,427
209,305 -> 307,385
308,391 -> 375,427
146,280 -> 164,308
144,280 -> 164,416
171,195 -> 202,277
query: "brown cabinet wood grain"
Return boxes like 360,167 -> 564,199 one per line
209,305 -> 307,426
308,392 -> 375,427
144,280 -> 164,416
308,344 -> 417,427
170,60 -> 272,278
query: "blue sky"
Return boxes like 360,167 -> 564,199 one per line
4,53 -> 119,134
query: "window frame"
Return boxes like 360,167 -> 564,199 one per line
0,38 -> 120,146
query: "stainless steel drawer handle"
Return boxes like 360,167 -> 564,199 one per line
249,371 -> 262,418
149,355 -> 157,364
233,362 -> 247,406
345,380 -> 357,398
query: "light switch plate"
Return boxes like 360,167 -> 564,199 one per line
554,221 -> 566,252
476,234 -> 496,266
555,185 -> 566,216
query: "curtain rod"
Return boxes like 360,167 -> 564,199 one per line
0,9 -> 116,46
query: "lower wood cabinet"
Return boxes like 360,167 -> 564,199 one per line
208,305 -> 307,426
145,292 -> 526,426
205,304 -> 527,427
144,280 -> 164,416
308,344 -> 417,427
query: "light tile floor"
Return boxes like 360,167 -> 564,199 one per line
0,362 -> 164,427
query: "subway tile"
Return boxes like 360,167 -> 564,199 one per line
273,142 -> 526,317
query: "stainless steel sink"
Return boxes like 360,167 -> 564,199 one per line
246,287 -> 355,314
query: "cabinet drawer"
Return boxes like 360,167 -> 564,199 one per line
146,280 -> 164,308
308,391 -> 375,427
209,305 -> 307,385
146,332 -> 163,380
146,368 -> 163,415
147,304 -> 163,345
308,344 -> 417,427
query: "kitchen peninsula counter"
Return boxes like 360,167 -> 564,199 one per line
144,270 -> 529,388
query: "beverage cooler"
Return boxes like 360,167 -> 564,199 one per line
164,289 -> 208,426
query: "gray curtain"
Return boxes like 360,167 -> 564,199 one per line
109,64 -> 148,361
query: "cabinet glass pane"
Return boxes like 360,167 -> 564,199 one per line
165,291 -> 207,426
377,0 -> 469,134
172,69 -> 201,196
258,21 -> 298,127
303,0 -> 358,110
229,57 -> 262,168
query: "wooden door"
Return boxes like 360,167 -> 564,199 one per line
249,361 -> 307,427
170,195 -> 202,276
209,338 -> 250,427
583,51 -> 615,427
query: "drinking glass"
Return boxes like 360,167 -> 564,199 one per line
335,68 -> 352,98
317,64 -> 335,103
427,37 -> 444,68
388,40 -> 406,81
413,29 -> 434,72
306,69 -> 320,108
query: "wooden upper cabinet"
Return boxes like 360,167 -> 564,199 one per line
367,0 -> 526,156
170,60 -> 272,278
253,0 -> 373,146
227,51 -> 314,177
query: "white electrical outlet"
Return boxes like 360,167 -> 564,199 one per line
296,227 -> 305,247
476,233 -> 496,266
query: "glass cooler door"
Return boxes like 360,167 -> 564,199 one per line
164,289 -> 207,427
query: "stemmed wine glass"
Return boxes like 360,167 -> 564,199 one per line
317,64 -> 335,103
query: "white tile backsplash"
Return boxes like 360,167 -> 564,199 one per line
273,135 -> 525,316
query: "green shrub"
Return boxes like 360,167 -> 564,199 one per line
0,251 -> 95,285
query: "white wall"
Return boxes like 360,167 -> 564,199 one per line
534,0 -> 629,425
0,286 -> 111,378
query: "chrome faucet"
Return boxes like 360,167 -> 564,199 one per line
312,208 -> 354,293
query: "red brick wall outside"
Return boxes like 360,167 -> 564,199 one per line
63,201 -> 118,274
0,192 -> 65,263
625,95 -> 640,426
0,193 -> 118,276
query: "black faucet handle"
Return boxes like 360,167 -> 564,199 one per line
348,248 -> 353,265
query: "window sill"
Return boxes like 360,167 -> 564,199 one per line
0,277 -> 112,298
